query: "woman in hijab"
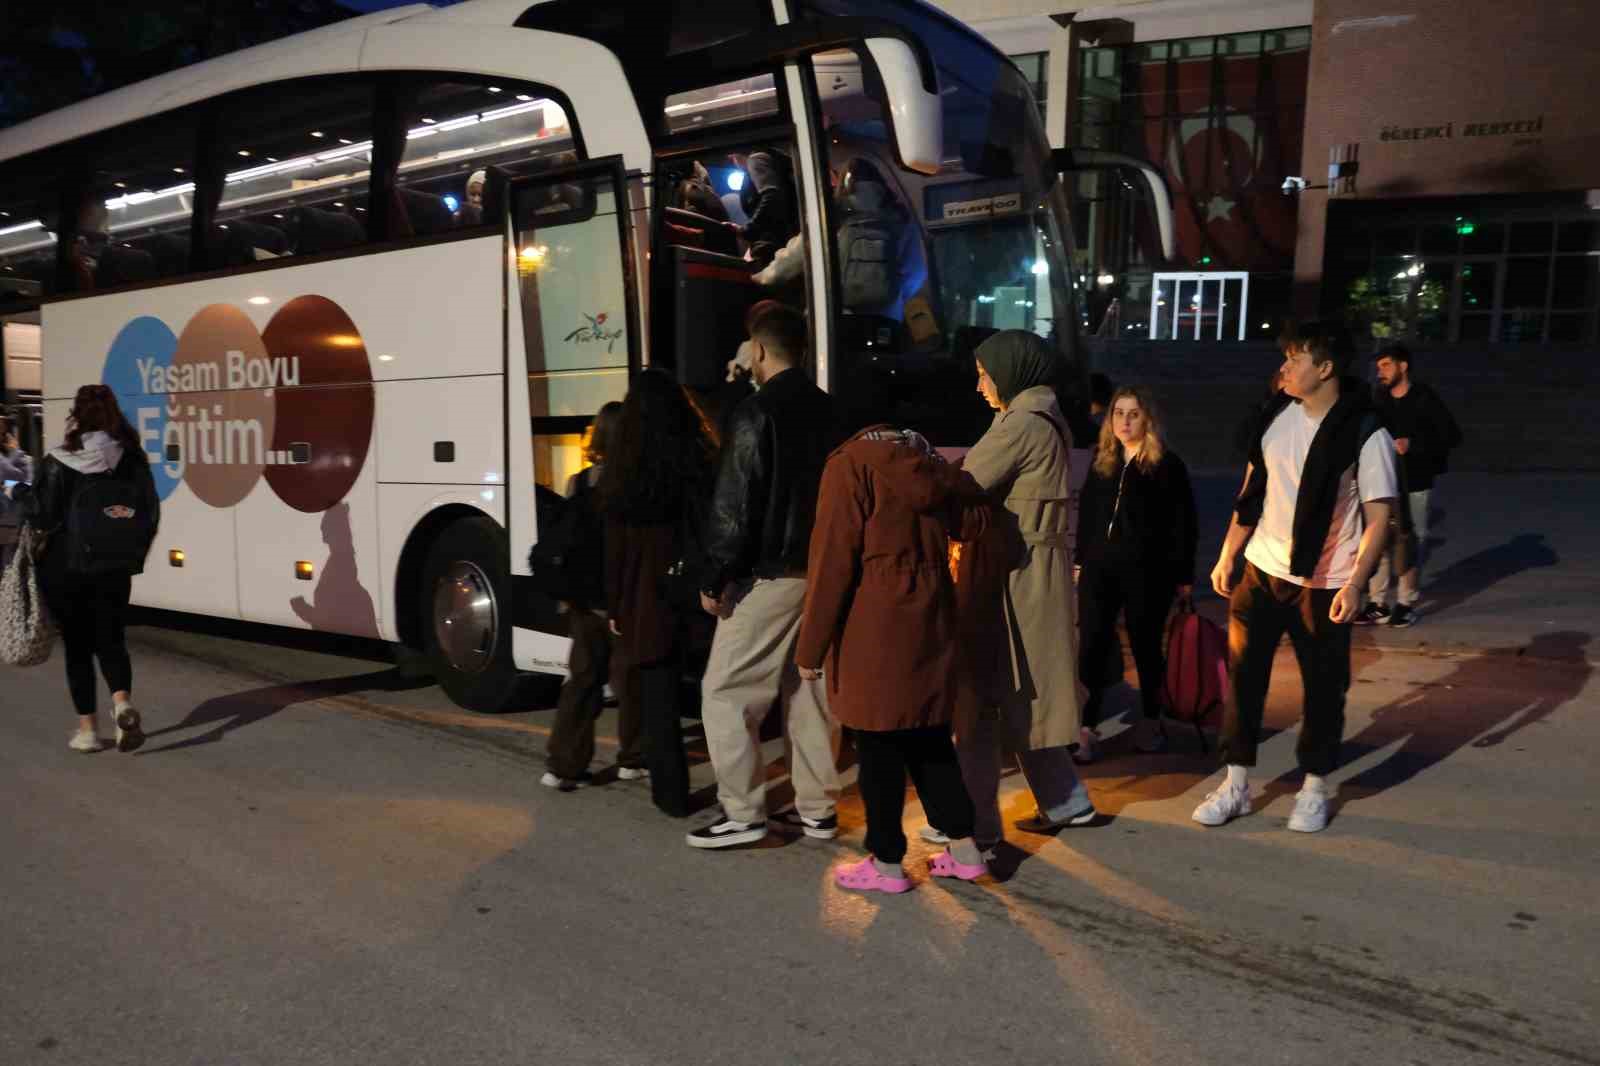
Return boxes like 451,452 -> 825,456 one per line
939,330 -> 1098,851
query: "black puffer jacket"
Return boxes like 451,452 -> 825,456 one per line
701,368 -> 840,593
1076,449 -> 1198,586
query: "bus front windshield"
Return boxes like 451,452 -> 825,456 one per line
804,0 -> 1082,444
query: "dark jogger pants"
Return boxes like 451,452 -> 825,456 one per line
1219,562 -> 1352,776
1078,563 -> 1176,727
854,725 -> 976,865
633,653 -> 691,817
43,565 -> 134,717
545,610 -> 642,780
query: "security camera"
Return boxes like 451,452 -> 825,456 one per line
1282,176 -> 1308,195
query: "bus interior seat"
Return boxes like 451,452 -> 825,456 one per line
394,187 -> 457,237
295,206 -> 366,254
212,219 -> 290,267
144,232 -> 190,277
95,245 -> 157,287
662,207 -> 739,258
668,244 -> 760,391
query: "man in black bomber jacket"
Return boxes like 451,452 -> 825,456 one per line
686,301 -> 845,850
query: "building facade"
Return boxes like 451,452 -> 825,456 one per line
930,0 -> 1600,349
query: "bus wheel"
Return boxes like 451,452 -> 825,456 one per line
419,517 -> 522,712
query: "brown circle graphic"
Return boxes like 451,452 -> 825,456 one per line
173,303 -> 275,508
261,295 -> 376,514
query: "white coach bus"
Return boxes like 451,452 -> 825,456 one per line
0,0 -> 1172,711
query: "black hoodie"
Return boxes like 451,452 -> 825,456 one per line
1235,378 -> 1387,580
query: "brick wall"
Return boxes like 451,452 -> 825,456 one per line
1088,339 -> 1600,473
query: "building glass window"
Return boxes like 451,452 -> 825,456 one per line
1010,52 -> 1048,121
1324,197 -> 1600,345
1072,26 -> 1311,338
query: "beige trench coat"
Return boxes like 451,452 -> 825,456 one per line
962,385 -> 1083,750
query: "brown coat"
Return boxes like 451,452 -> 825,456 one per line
604,517 -> 681,664
795,431 -> 985,733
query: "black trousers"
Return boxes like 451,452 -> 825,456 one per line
1078,562 -> 1175,727
633,652 -> 691,817
42,563 -> 134,718
545,610 -> 642,780
854,725 -> 976,864
1220,562 -> 1351,776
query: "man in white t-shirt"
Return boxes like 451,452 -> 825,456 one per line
1195,323 -> 1397,833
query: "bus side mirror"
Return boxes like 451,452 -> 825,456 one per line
863,38 -> 942,176
1052,147 -> 1176,263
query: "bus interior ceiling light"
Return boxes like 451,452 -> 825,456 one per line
1031,260 -> 1048,276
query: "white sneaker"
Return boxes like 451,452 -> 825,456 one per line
112,704 -> 145,753
919,825 -> 951,845
69,731 -> 105,753
1287,788 -> 1331,833
616,766 -> 649,781
1192,782 -> 1251,826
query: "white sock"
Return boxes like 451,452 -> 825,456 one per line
873,858 -> 904,879
1226,764 -> 1250,791
1303,774 -> 1329,795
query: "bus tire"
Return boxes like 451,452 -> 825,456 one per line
419,516 -> 523,713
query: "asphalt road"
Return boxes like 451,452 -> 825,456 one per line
2,619 -> 1596,1066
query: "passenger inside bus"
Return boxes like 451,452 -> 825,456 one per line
733,148 -> 798,269
454,170 -> 487,226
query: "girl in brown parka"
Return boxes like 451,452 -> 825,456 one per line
795,427 -> 990,892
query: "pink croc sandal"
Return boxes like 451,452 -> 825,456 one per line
928,848 -> 988,882
834,856 -> 913,894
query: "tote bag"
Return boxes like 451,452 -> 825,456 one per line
0,527 -> 56,667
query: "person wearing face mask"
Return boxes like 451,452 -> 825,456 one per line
1074,387 -> 1198,759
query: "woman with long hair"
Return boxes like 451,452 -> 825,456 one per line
1075,386 -> 1198,758
602,370 -> 719,817
543,401 -> 638,791
20,385 -> 159,753
947,330 -> 1099,852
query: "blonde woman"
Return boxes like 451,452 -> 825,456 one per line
1075,387 -> 1198,757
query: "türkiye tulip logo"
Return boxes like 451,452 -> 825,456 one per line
100,296 -> 375,513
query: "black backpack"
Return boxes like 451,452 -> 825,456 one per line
839,213 -> 898,312
65,453 -> 155,575
527,470 -> 605,607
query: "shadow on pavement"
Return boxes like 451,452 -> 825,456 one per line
138,668 -> 433,755
1419,533 -> 1559,613
1252,631 -> 1592,818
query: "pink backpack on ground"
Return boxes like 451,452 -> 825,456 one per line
1163,604 -> 1229,750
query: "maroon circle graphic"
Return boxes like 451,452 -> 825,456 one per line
261,295 -> 375,514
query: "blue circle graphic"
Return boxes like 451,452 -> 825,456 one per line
101,316 -> 181,500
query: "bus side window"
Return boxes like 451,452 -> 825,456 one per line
37,112 -> 199,296
204,80 -> 378,266
0,171 -> 61,309
386,79 -> 582,237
